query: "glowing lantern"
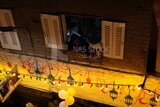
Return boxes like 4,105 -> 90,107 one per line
125,86 -> 133,106
58,90 -> 68,99
59,101 -> 67,107
66,96 -> 75,105
67,87 -> 76,96
125,95 -> 133,106
109,81 -> 118,101
150,97 -> 157,107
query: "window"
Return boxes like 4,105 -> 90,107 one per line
0,9 -> 21,50
40,14 -> 63,49
102,21 -> 125,59
61,15 -> 125,59
61,15 -> 102,56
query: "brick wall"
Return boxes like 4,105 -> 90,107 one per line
0,0 -> 154,74
154,0 -> 160,73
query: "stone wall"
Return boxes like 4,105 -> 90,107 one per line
154,0 -> 160,73
0,0 -> 154,74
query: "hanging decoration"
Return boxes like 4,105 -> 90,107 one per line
109,81 -> 118,101
58,87 -> 76,106
58,90 -> 68,99
67,68 -> 74,86
67,87 -> 76,96
66,96 -> 75,105
34,58 -> 42,75
1,58 -> 160,106
125,86 -> 133,107
47,62 -> 55,84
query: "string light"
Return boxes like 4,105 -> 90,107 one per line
148,90 -> 152,95
12,73 -> 16,76
18,74 -> 21,78
3,70 -> 160,101
90,84 -> 93,88
81,82 -> 84,88
136,85 -> 141,90
155,96 -> 159,102
30,76 -> 32,79
74,82 -> 78,87
117,85 -> 120,89
52,81 -> 56,85
100,84 -> 103,90
105,85 -> 108,90
58,81 -> 61,86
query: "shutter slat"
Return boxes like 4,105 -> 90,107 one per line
51,16 -> 63,49
0,9 -> 21,50
1,33 -> 8,44
102,21 -> 113,57
10,32 -> 18,45
44,18 -> 52,45
113,22 -> 125,59
41,14 -> 63,49
4,13 -> 12,26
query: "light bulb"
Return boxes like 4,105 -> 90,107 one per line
74,82 -> 78,87
18,75 -> 21,78
58,81 -> 61,86
105,85 -> 108,90
155,96 -> 159,102
90,84 -> 93,88
52,81 -> 56,85
100,85 -> 103,90
148,90 -> 151,95
136,85 -> 141,90
81,83 -> 84,88
12,73 -> 16,76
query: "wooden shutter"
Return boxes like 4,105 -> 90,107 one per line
41,14 -> 63,49
0,9 -> 21,50
113,22 -> 125,59
50,15 -> 63,49
61,15 -> 67,43
102,21 -> 113,57
0,10 -> 10,49
41,14 -> 53,47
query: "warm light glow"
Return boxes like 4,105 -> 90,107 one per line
12,73 -> 16,76
18,75 -> 21,78
67,87 -> 76,96
58,90 -> 68,99
100,85 -> 104,90
90,84 -> 93,88
52,81 -> 56,85
74,82 -> 78,87
105,85 -> 108,90
67,83 -> 70,87
58,82 -> 61,86
155,96 -> 159,102
136,85 -> 141,90
81,83 -> 84,88
148,90 -> 152,95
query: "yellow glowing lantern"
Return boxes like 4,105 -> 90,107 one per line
67,87 -> 76,96
58,90 -> 68,99
66,96 -> 75,105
